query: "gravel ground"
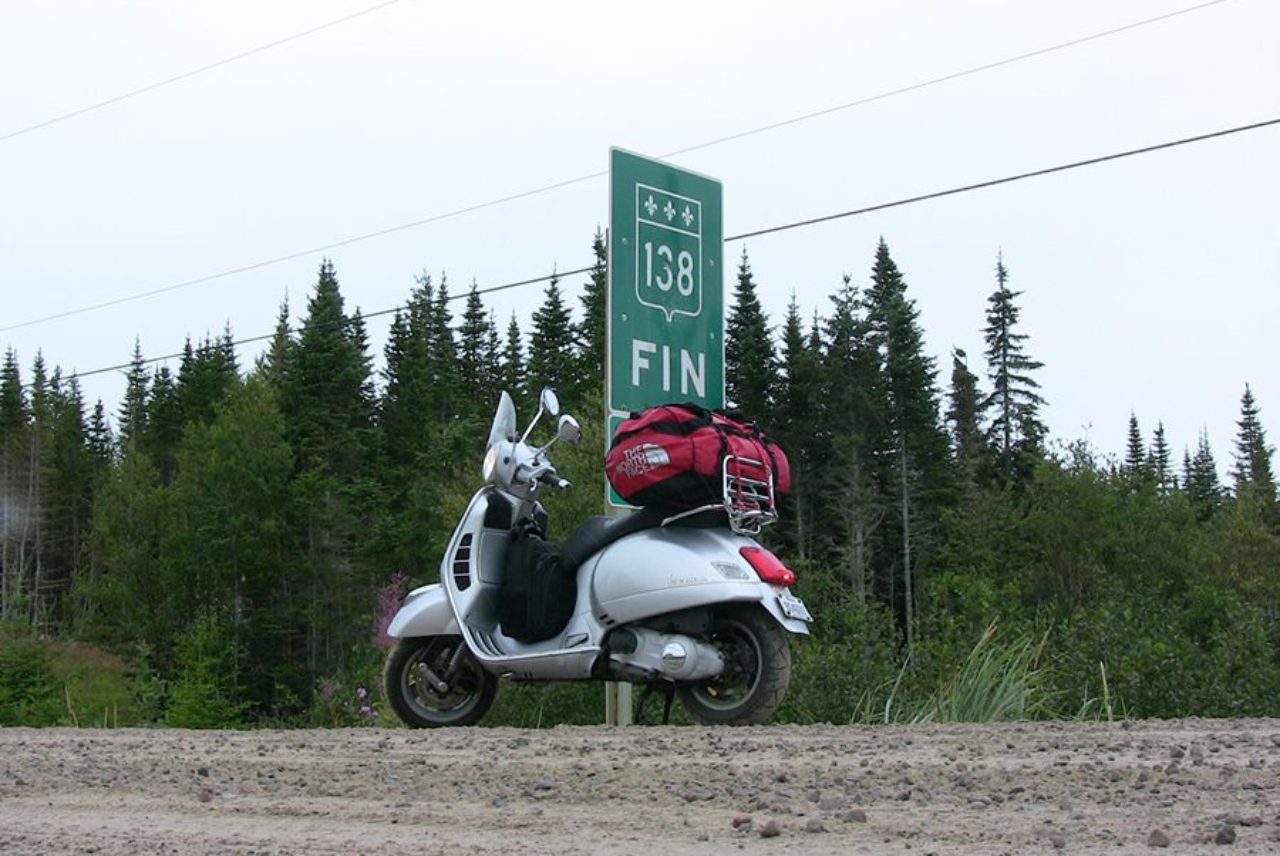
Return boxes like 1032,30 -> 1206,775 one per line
1,720 -> 1278,855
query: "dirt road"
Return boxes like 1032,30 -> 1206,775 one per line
1,720 -> 1277,855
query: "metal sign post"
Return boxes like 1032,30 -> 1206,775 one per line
603,147 -> 725,723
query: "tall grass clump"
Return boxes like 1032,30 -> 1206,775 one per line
910,622 -> 1053,723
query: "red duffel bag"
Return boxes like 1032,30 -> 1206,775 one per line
605,403 -> 791,508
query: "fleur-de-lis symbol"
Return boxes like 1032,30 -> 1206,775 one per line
664,200 -> 676,221
682,205 -> 694,227
644,195 -> 657,217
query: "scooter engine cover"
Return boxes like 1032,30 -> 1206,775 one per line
590,526 -> 761,626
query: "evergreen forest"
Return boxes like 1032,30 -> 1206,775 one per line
2,234 -> 1278,728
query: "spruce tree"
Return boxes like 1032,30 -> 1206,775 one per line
863,239 -> 952,646
483,310 -> 503,408
1184,430 -> 1222,521
256,298 -> 293,389
725,249 -> 775,421
457,284 -> 491,419
41,373 -> 94,631
819,274 -> 885,605
381,279 -> 434,465
177,331 -> 239,429
425,279 -> 457,424
982,253 -> 1045,487
1123,413 -> 1148,482
86,400 -> 113,473
775,294 -> 822,559
284,259 -> 377,676
946,347 -> 985,497
1231,384 -> 1277,518
117,340 -> 150,453
1149,421 -> 1174,494
287,259 -> 376,478
0,350 -> 25,474
501,313 -> 526,404
528,274 -> 577,402
1,351 -> 30,623
576,228 -> 608,396
144,366 -> 183,485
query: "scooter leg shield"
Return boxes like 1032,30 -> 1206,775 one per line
387,584 -> 461,638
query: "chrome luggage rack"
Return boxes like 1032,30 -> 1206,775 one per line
662,454 -> 779,535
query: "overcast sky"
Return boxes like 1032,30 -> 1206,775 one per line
2,0 -> 1277,473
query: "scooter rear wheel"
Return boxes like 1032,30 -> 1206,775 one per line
676,606 -> 791,725
384,636 -> 498,727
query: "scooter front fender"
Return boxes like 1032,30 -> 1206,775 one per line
387,583 -> 461,639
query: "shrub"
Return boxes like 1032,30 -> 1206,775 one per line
165,611 -> 246,729
51,640 -> 162,727
0,623 -> 64,726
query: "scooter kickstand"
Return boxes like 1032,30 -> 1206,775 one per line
660,687 -> 675,725
632,685 -> 676,725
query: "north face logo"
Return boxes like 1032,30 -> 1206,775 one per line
618,443 -> 670,478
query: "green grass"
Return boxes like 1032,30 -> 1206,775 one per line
910,622 -> 1053,723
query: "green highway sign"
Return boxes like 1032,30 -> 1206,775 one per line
606,148 -> 724,505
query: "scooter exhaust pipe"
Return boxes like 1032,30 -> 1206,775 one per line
608,627 -> 724,682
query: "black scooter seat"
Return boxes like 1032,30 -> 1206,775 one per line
559,506 -> 726,573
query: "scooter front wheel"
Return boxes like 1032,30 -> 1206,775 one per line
384,636 -> 498,727
677,606 -> 791,725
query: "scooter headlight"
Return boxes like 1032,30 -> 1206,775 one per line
482,445 -> 498,483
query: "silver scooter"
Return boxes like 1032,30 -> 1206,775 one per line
383,389 -> 812,727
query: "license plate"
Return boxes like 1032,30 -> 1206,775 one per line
777,589 -> 812,622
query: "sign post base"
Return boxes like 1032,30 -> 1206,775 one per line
604,682 -> 633,726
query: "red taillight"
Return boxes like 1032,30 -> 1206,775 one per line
739,546 -> 796,586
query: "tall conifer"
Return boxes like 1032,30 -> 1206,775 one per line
256,298 -> 293,389
117,340 -> 150,453
528,275 -> 576,400
287,259 -> 376,478
1,351 -> 30,623
982,253 -> 1045,487
776,294 -> 821,559
864,239 -> 951,646
145,366 -> 183,485
1149,421 -> 1173,493
1231,384 -> 1277,518
458,284 -> 492,419
1123,413 -> 1148,481
501,313 -> 526,403
946,348 -> 985,497
725,249 -> 775,421
576,228 -> 608,395
1185,430 -> 1222,520
820,275 -> 885,605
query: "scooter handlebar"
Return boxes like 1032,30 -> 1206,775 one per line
538,471 -> 571,491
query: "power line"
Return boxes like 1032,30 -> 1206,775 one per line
0,0 -> 409,144
66,116 -> 1280,382
1,0 -> 1236,335
726,117 -> 1280,242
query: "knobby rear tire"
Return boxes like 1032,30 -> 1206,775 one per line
677,606 -> 791,725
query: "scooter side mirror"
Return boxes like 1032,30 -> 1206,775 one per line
540,387 -> 560,417
556,414 -> 582,446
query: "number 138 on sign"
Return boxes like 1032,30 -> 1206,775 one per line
643,242 -> 695,296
